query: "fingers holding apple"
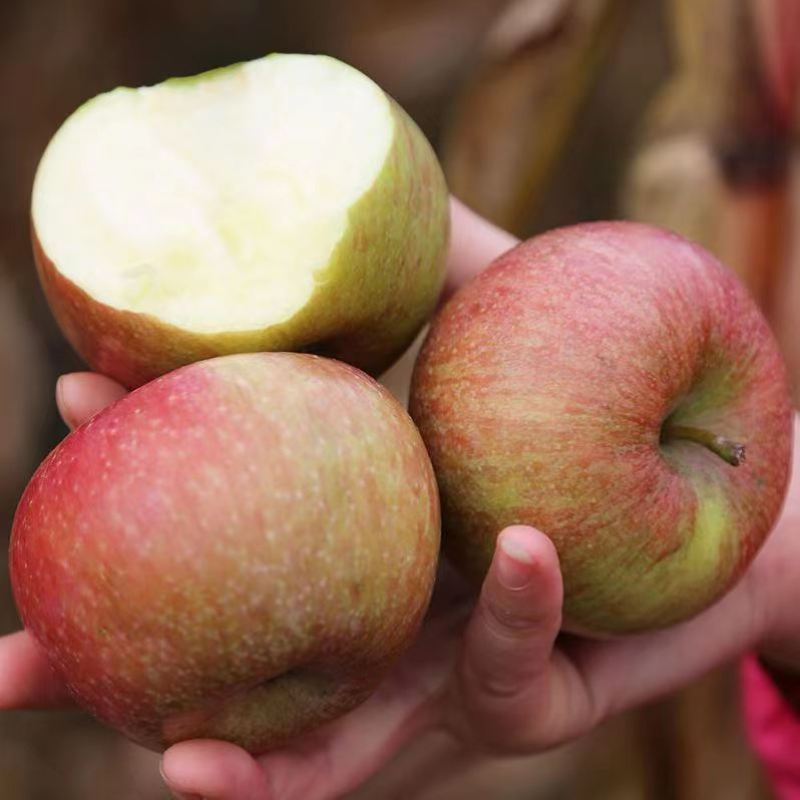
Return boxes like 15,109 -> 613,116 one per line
450,525 -> 585,753
0,631 -> 74,710
19,50 -> 454,761
161,740 -> 271,800
56,372 -> 129,430
13,43 -> 798,797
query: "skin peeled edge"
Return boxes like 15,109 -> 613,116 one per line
31,54 -> 450,388
11,353 -> 441,752
410,221 -> 793,636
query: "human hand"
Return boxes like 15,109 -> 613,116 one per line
129,417 -> 800,800
2,200 -> 797,800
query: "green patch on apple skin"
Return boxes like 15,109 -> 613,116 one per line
680,486 -> 729,577
559,479 -> 735,635
661,362 -> 748,439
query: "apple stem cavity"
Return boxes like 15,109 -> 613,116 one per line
662,422 -> 746,467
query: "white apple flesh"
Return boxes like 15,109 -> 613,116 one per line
32,54 -> 450,387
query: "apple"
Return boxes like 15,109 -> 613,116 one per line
31,54 -> 450,389
10,353 -> 441,752
409,221 -> 793,636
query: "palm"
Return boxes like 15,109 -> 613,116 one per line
245,565 -> 472,799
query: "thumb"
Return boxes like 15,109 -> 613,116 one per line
451,526 -> 580,752
161,740 -> 271,800
56,372 -> 128,430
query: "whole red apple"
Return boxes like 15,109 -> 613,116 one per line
11,353 -> 440,752
410,221 -> 793,636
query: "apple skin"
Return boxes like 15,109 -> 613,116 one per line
409,221 -> 793,636
33,98 -> 449,389
10,353 -> 440,753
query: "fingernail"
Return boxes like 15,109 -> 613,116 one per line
498,529 -> 536,589
160,761 -> 206,800
55,375 -> 66,409
56,375 -> 77,430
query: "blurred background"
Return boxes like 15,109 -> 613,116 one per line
2,0 -> 799,797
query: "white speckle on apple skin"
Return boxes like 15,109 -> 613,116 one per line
11,353 -> 441,753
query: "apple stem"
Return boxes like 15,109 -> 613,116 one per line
662,423 -> 746,466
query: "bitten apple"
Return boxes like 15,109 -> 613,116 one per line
410,221 -> 793,636
11,353 -> 440,752
31,54 -> 450,388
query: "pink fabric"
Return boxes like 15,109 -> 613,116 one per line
742,655 -> 800,798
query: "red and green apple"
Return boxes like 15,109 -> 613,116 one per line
410,221 -> 793,636
11,353 -> 441,752
31,54 -> 450,388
